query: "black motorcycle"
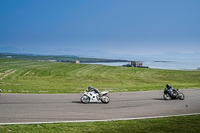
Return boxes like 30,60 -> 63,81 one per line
163,88 -> 185,100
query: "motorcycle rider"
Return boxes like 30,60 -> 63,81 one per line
87,86 -> 102,96
166,84 -> 176,96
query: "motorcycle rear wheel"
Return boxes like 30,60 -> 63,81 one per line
81,95 -> 90,103
163,93 -> 171,100
178,93 -> 185,100
101,96 -> 110,104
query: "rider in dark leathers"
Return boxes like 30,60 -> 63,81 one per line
166,84 -> 176,97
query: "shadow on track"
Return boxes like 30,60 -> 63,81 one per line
72,101 -> 104,104
152,98 -> 165,100
152,98 -> 180,101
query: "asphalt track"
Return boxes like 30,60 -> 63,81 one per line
0,89 -> 200,124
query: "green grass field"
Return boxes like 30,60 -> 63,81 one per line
0,115 -> 200,133
0,58 -> 200,94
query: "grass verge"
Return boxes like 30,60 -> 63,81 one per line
0,115 -> 200,133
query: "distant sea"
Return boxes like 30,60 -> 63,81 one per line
84,57 -> 200,70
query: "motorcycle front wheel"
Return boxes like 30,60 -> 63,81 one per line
163,93 -> 171,100
101,96 -> 110,104
81,95 -> 90,103
178,93 -> 185,100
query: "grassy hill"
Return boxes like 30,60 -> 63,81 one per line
0,58 -> 200,93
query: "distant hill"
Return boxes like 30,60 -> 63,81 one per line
0,52 -> 129,63
0,47 -> 117,58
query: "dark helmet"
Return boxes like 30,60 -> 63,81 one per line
88,86 -> 93,90
166,84 -> 170,88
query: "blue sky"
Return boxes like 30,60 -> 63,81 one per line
0,0 -> 200,55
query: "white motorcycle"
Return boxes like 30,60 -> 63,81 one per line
80,90 -> 110,104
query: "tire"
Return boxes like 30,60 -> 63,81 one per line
178,93 -> 185,100
80,95 -> 90,103
163,93 -> 171,100
101,96 -> 110,104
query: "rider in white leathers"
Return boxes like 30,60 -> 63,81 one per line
87,86 -> 102,96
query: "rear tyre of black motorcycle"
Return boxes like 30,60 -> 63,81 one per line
163,93 -> 171,100
101,96 -> 110,104
178,93 -> 185,100
81,95 -> 90,103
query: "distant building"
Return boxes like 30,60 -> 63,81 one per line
48,60 -> 57,62
131,61 -> 142,67
122,61 -> 148,68
71,60 -> 80,64
6,56 -> 12,58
